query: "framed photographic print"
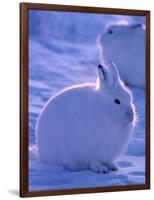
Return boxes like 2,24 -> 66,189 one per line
20,2 -> 150,197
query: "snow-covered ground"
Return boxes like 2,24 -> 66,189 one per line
28,10 -> 145,191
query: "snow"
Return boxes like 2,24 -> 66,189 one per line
29,155 -> 144,191
28,10 -> 145,191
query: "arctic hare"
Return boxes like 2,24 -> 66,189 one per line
37,63 -> 136,173
98,23 -> 145,88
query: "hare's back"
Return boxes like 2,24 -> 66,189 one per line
37,84 -> 96,130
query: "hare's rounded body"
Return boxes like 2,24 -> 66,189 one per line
37,63 -> 136,173
98,23 -> 145,88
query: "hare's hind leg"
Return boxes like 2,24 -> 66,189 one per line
65,161 -> 83,172
105,162 -> 118,171
89,161 -> 109,173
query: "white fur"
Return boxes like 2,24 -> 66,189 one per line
98,23 -> 145,88
36,63 -> 136,173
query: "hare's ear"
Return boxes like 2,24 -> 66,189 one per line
97,64 -> 110,88
108,62 -> 120,85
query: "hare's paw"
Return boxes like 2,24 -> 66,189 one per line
89,161 -> 109,173
105,162 -> 118,171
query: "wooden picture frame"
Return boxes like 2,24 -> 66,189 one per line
20,2 -> 150,197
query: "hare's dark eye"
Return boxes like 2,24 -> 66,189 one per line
108,29 -> 113,34
114,99 -> 120,104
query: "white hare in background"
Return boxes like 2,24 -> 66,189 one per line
36,62 -> 136,173
98,23 -> 145,88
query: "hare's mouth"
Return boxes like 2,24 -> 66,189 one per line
125,107 -> 135,123
125,114 -> 134,125
125,111 -> 134,124
126,117 -> 133,124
